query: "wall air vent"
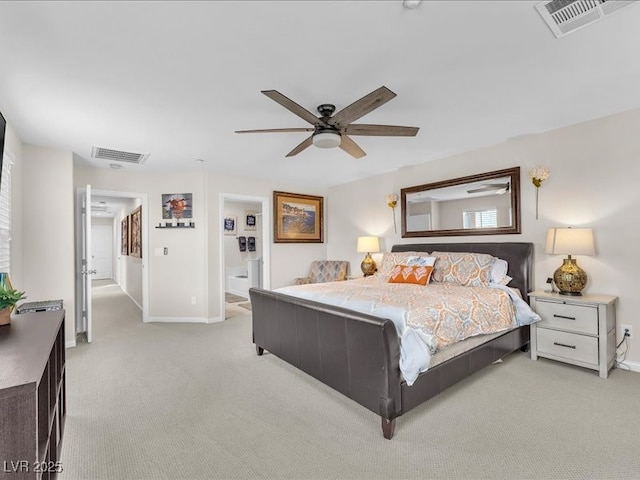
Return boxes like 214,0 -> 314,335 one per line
535,0 -> 637,38
91,146 -> 149,165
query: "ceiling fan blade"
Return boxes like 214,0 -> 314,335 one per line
329,86 -> 397,127
285,135 -> 314,157
339,135 -> 366,159
262,90 -> 320,126
467,183 -> 509,194
343,124 -> 419,137
235,127 -> 314,134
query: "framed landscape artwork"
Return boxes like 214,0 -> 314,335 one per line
121,216 -> 129,256
273,191 -> 323,243
130,206 -> 142,258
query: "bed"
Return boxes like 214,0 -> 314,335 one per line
249,242 -> 534,439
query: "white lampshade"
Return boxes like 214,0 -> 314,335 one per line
312,131 -> 341,149
356,236 -> 380,253
545,228 -> 595,256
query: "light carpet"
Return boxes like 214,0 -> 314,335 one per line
60,282 -> 640,479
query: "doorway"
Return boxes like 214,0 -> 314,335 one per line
75,187 -> 149,343
220,193 -> 270,320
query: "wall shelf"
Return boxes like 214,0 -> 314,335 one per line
155,224 -> 195,229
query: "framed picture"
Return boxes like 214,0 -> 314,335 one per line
120,216 -> 129,255
162,193 -> 192,219
273,191 -> 323,243
223,216 -> 237,236
130,206 -> 142,258
245,211 -> 257,231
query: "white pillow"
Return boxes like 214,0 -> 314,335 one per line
404,255 -> 436,267
490,258 -> 509,284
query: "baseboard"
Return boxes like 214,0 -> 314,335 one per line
146,316 -> 210,324
145,316 -> 227,324
123,290 -> 143,311
65,339 -> 77,348
617,359 -> 640,373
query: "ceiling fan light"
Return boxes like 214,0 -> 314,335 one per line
312,131 -> 341,149
403,0 -> 422,9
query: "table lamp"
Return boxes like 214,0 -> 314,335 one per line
545,227 -> 595,296
357,236 -> 380,276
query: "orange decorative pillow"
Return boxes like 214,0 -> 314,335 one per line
388,264 -> 434,285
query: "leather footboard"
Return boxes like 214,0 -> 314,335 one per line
250,287 -> 403,421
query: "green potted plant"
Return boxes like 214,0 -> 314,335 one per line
0,283 -> 26,326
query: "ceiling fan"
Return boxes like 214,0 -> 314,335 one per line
467,183 -> 510,195
235,86 -> 419,159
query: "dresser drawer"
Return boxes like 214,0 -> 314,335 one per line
535,300 -> 598,335
537,328 -> 598,366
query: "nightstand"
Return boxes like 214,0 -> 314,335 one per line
528,291 -> 617,378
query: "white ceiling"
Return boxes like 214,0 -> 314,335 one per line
91,195 -> 131,218
1,1 -> 640,188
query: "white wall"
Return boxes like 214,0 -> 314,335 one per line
327,107 -> 640,366
21,146 -> 75,346
223,200 -> 262,271
116,198 -> 143,308
76,165 -> 327,322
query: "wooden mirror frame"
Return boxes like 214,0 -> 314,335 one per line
401,167 -> 521,238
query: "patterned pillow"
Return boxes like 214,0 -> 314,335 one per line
375,251 -> 433,280
431,251 -> 496,287
388,264 -> 434,285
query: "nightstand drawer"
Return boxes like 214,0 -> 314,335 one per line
537,328 -> 598,365
535,301 -> 598,335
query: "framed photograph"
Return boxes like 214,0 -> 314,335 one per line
162,193 -> 192,219
130,206 -> 142,258
223,216 -> 237,236
245,211 -> 257,231
120,216 -> 129,256
273,191 -> 323,243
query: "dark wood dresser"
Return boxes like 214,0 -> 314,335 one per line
0,310 -> 66,480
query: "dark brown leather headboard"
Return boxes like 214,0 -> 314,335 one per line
391,242 -> 534,302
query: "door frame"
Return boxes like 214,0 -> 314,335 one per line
75,187 -> 150,335
219,193 -> 270,321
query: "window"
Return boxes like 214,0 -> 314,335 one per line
463,208 -> 497,229
0,153 -> 12,272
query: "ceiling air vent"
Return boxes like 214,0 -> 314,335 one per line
535,0 -> 637,38
91,146 -> 149,165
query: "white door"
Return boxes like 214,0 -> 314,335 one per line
81,185 -> 95,342
92,225 -> 113,280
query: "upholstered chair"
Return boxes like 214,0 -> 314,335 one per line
293,260 -> 349,285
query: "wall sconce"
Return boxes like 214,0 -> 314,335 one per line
386,193 -> 399,233
545,227 -> 595,296
528,166 -> 550,220
356,236 -> 380,277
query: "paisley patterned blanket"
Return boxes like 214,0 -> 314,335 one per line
275,276 -> 538,385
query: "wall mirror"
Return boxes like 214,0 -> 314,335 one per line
401,167 -> 521,237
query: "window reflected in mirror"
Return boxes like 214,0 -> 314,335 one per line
401,167 -> 521,237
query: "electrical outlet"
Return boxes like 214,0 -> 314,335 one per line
621,324 -> 633,339
191,296 -> 197,305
